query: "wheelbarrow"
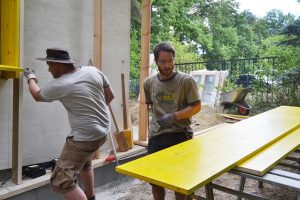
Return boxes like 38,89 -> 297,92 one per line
220,88 -> 252,115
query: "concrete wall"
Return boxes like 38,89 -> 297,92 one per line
102,0 -> 131,129
0,0 -> 131,170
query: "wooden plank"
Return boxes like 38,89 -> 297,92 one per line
124,129 -> 133,149
12,78 -> 22,184
121,73 -> 128,129
14,0 -> 22,183
235,127 -> 300,176
134,140 -> 148,147
93,0 -> 102,70
114,132 -> 127,152
116,106 -> 300,195
219,113 -> 250,121
109,105 -> 130,152
138,0 -> 151,141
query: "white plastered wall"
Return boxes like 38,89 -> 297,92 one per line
102,0 -> 131,131
0,0 -> 130,170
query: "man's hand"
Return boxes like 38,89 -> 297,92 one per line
157,113 -> 176,128
23,68 -> 38,83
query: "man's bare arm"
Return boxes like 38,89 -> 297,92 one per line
174,101 -> 201,120
28,79 -> 45,102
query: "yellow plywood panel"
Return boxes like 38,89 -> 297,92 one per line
236,127 -> 300,176
116,106 -> 300,195
0,0 -> 20,79
0,65 -> 23,79
0,65 -> 23,72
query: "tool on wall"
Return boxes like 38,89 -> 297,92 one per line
109,105 -> 130,152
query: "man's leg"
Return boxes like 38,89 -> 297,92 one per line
80,162 -> 95,199
50,137 -> 106,200
175,191 -> 187,200
80,137 -> 106,200
64,185 -> 87,200
152,184 -> 165,200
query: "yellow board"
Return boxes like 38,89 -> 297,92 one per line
236,127 -> 300,176
0,65 -> 23,72
0,0 -> 20,79
116,106 -> 300,195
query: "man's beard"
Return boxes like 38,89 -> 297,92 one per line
158,67 -> 174,78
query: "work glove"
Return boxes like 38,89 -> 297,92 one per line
157,113 -> 176,128
23,68 -> 38,83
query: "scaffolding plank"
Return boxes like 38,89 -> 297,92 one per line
236,127 -> 300,176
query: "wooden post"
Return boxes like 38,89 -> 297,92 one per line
138,0 -> 151,141
93,0 -> 102,159
121,73 -> 128,129
12,78 -> 22,184
94,0 -> 102,70
12,0 -> 24,184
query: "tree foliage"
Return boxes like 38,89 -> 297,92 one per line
259,35 -> 300,70
130,0 -> 299,78
281,19 -> 300,46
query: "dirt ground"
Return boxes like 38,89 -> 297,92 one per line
97,101 -> 299,200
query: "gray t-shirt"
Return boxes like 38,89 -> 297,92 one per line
144,71 -> 201,138
40,66 -> 111,141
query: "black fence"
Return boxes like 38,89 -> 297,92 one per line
130,57 -> 300,107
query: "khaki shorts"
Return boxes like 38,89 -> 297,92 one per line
50,136 -> 107,194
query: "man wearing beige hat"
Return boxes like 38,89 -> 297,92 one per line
24,48 -> 114,200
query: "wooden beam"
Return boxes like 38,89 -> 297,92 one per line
12,0 -> 24,184
12,78 -> 22,184
138,0 -> 151,141
121,73 -> 128,129
93,0 -> 102,69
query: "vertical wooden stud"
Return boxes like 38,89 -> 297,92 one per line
138,0 -> 151,141
94,0 -> 102,70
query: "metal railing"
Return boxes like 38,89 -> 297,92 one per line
130,57 -> 300,107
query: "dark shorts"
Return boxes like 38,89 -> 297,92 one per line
50,136 -> 107,194
148,132 -> 193,154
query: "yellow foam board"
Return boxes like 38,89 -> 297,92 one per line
0,65 -> 23,72
116,106 -> 300,195
236,127 -> 300,176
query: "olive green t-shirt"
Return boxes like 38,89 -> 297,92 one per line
143,71 -> 201,138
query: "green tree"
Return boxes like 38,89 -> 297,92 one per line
281,19 -> 300,46
259,35 -> 300,70
130,0 -> 141,79
170,39 -> 203,63
263,9 -> 295,35
130,0 -> 298,76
